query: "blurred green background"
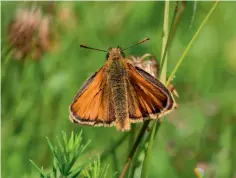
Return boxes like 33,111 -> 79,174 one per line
1,1 -> 236,178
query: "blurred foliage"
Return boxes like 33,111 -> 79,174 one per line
1,1 -> 236,178
82,156 -> 110,178
30,131 -> 93,178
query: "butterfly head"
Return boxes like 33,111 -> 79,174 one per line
106,46 -> 125,60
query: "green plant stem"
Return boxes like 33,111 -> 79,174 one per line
160,0 -> 170,83
127,125 -> 138,177
141,1 -> 169,177
119,121 -> 150,178
230,116 -> 236,178
167,1 -> 220,86
111,150 -> 119,173
170,1 -> 186,45
189,1 -> 198,30
141,121 -> 162,178
101,134 -> 128,161
160,1 -> 186,73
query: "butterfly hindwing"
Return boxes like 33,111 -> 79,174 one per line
126,63 -> 175,122
69,67 -> 116,126
135,66 -> 175,110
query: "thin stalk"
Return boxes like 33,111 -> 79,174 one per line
160,1 -> 186,73
167,1 -> 220,86
127,125 -> 138,178
160,0 -> 170,83
141,1 -> 170,177
230,116 -> 236,178
119,121 -> 150,178
159,2 -> 177,73
188,1 -> 198,31
141,121 -> 162,178
101,134 -> 128,161
170,1 -> 186,45
111,150 -> 119,172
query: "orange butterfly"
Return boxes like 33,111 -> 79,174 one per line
69,38 -> 176,131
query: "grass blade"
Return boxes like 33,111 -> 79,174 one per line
167,1 -> 220,86
160,0 -> 170,84
30,160 -> 47,177
160,1 -> 186,75
140,1 -> 169,177
189,1 -> 198,30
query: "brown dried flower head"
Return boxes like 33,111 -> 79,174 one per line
8,6 -> 52,60
128,54 -> 179,98
128,54 -> 159,78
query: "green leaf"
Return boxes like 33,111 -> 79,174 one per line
82,156 -> 109,178
46,137 -> 63,173
31,130 -> 92,177
68,159 -> 91,178
52,158 -> 57,178
30,159 -> 47,177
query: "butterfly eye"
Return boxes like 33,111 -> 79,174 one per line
106,53 -> 109,59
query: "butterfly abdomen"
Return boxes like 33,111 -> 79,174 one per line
107,59 -> 130,131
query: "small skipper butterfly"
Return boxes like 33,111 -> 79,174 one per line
69,38 -> 176,131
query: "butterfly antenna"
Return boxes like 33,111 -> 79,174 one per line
80,45 -> 108,52
122,38 -> 150,51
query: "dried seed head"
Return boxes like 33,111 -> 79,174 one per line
128,54 -> 159,78
8,7 -> 41,52
128,54 -> 179,98
8,6 -> 52,60
168,83 -> 179,98
39,17 -> 51,51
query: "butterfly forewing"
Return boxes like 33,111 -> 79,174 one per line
70,67 -> 116,126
